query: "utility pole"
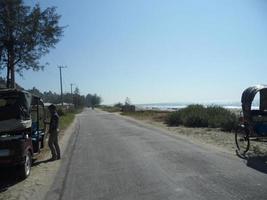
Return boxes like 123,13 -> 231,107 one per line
58,65 -> 67,106
70,83 -> 74,95
70,83 -> 75,105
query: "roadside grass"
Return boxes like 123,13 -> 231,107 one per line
60,112 -> 75,130
121,110 -> 169,122
59,108 -> 83,130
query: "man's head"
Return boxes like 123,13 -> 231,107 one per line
48,104 -> 57,113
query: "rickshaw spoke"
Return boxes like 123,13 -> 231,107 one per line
235,126 -> 250,154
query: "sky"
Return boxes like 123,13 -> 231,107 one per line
10,0 -> 267,104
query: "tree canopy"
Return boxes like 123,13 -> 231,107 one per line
86,93 -> 102,108
0,0 -> 64,87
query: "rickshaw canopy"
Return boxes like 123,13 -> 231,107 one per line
0,89 -> 43,121
241,85 -> 267,114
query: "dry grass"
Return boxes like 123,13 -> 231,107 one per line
121,110 -> 267,156
121,110 -> 169,122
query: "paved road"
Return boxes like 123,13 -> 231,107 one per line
46,109 -> 267,200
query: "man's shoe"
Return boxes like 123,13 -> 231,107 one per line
57,156 -> 61,160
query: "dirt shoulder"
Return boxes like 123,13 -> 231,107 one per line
108,110 -> 267,157
0,117 -> 78,200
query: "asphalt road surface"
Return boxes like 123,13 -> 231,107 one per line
45,109 -> 267,200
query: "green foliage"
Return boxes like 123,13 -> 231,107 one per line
220,114 -> 238,132
206,106 -> 238,131
27,87 -> 87,108
99,105 -> 121,112
165,111 -> 182,126
86,93 -> 101,108
59,109 -> 79,130
165,104 -> 238,131
114,102 -> 123,108
74,95 -> 86,108
28,87 -> 43,97
43,90 -> 61,103
180,105 -> 208,127
57,107 -> 66,116
60,112 -> 75,130
0,0 -> 64,87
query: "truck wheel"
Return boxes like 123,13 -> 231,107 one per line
19,151 -> 32,179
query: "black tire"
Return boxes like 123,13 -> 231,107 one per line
19,151 -> 32,179
235,126 -> 250,154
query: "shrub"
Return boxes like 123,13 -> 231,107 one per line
165,111 -> 182,126
165,104 -> 238,131
206,106 -> 238,131
220,113 -> 238,132
57,107 -> 66,116
180,105 -> 208,127
114,102 -> 123,108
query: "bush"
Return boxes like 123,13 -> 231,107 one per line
206,106 -> 238,131
114,102 -> 123,108
165,104 -> 238,131
165,111 -> 182,126
57,107 -> 66,116
220,113 -> 238,132
180,105 -> 208,127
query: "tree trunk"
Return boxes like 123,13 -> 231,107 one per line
10,49 -> 15,88
6,47 -> 15,88
5,2 -> 15,89
6,66 -> 10,88
6,52 -> 10,88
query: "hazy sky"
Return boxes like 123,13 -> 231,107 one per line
12,0 -> 267,104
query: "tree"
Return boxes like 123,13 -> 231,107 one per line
125,97 -> 131,105
73,87 -> 86,108
43,90 -> 60,104
0,0 -> 64,88
86,93 -> 102,109
28,86 -> 43,97
85,93 -> 93,107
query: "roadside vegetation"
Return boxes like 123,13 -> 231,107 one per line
100,105 -> 121,112
58,107 -> 83,130
165,104 -> 238,132
103,104 -> 238,132
121,110 -> 169,122
100,104 -> 267,155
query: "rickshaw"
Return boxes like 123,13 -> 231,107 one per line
0,89 -> 46,178
235,85 -> 267,154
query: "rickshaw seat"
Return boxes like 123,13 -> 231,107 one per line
251,110 -> 267,122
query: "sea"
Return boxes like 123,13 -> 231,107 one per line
136,102 -> 259,111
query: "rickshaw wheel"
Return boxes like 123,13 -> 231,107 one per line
235,126 -> 250,154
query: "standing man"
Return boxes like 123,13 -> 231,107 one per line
48,104 -> 61,160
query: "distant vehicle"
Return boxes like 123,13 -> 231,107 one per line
0,89 -> 46,179
235,85 -> 267,154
